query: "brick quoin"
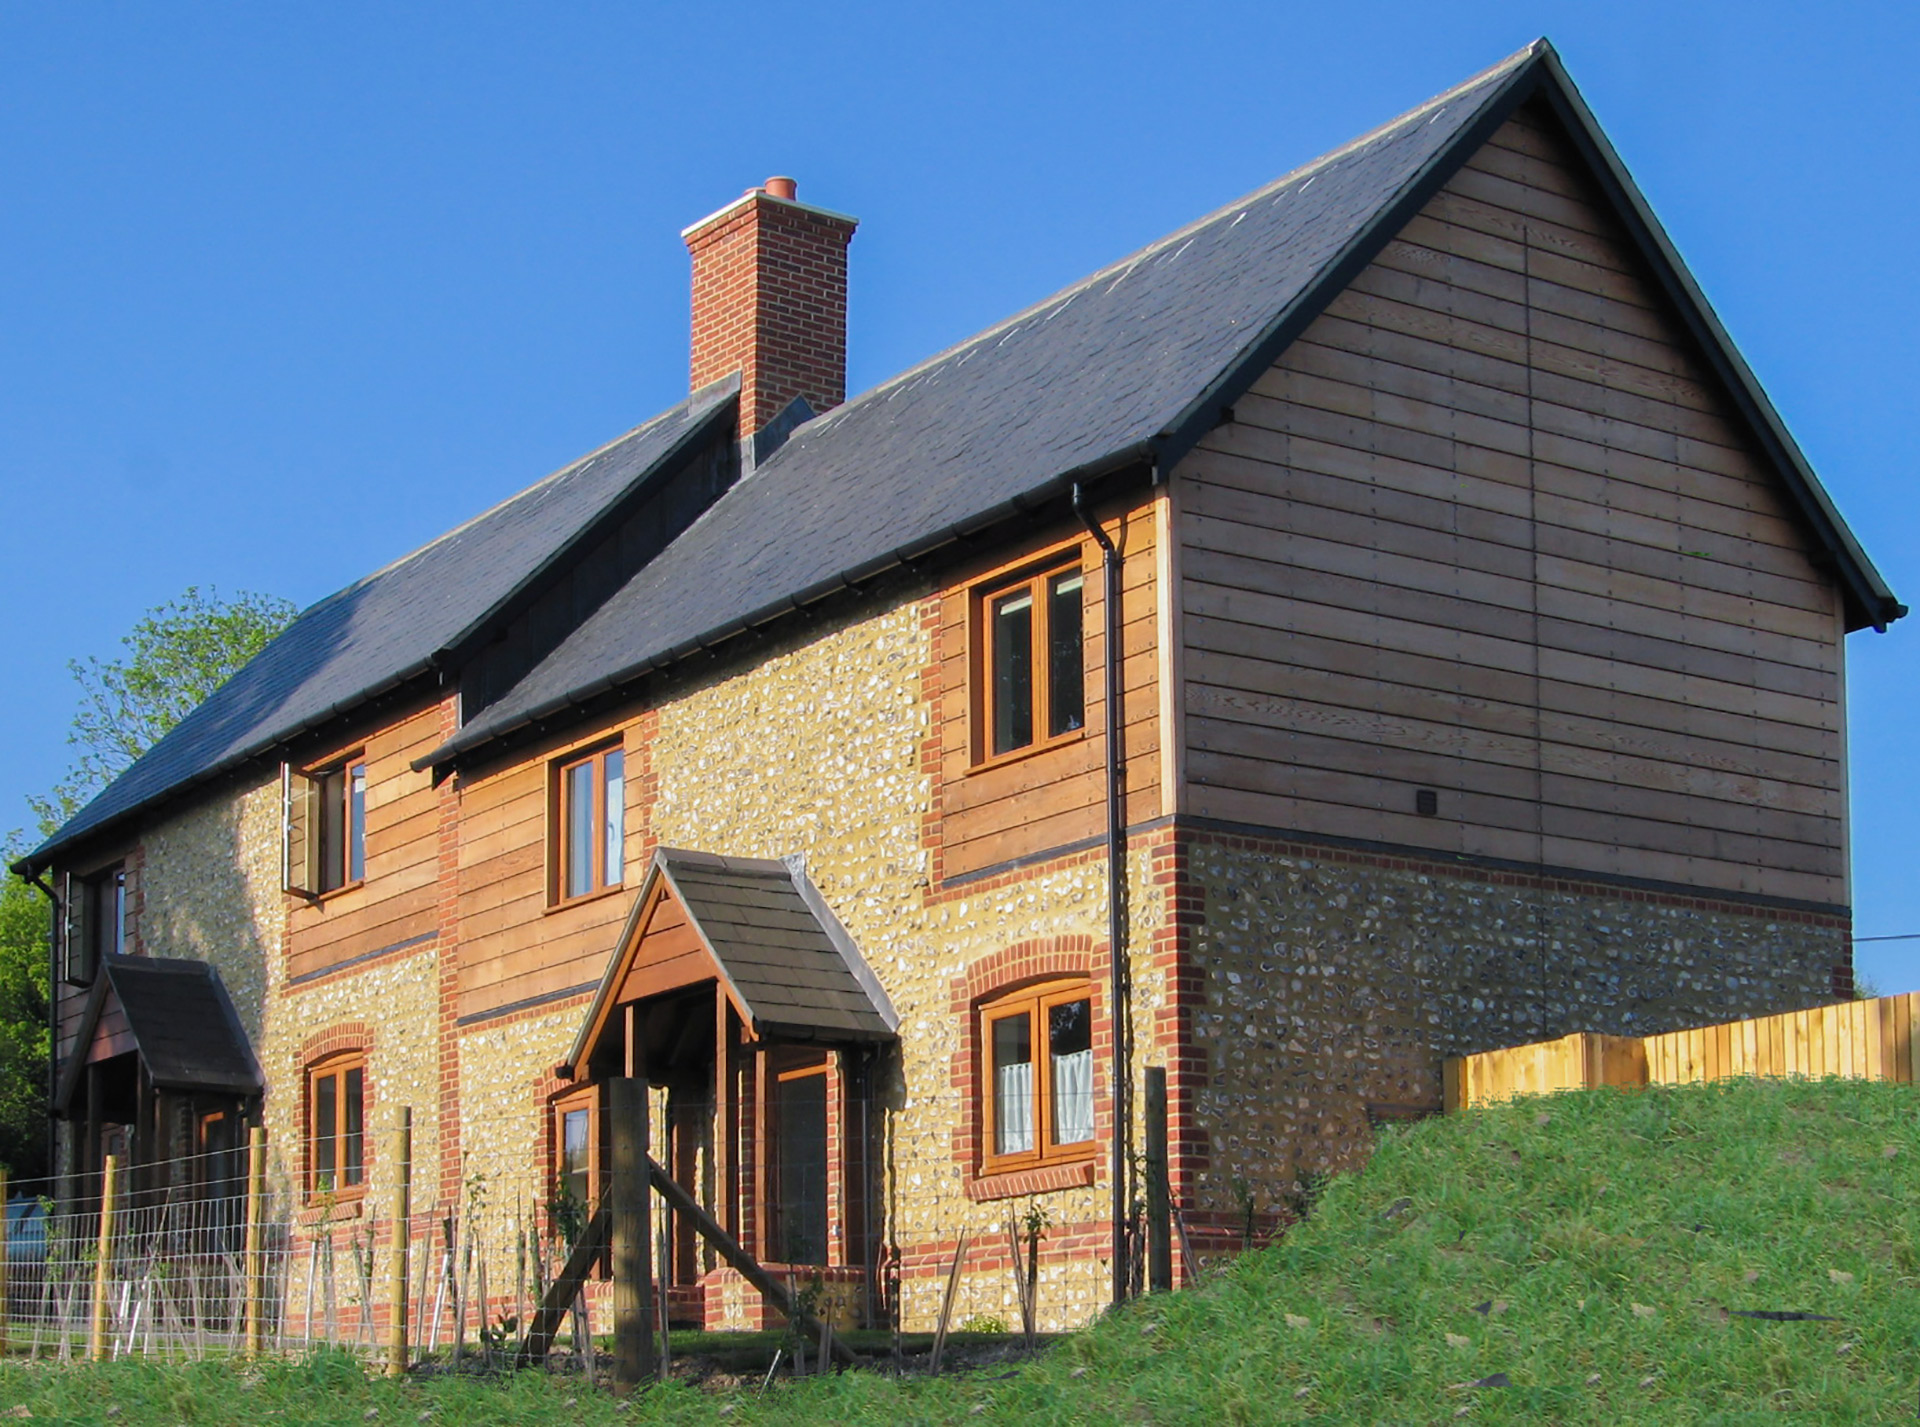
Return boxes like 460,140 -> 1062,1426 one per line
684,178 -> 857,435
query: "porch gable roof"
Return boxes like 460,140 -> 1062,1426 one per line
564,848 -> 898,1076
53,956 -> 262,1114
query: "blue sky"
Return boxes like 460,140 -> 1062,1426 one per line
2,3 -> 1914,985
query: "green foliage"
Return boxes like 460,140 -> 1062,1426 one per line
29,585 -> 297,835
0,1080 -> 1914,1422
2,585 -> 295,1179
0,844 -> 50,1178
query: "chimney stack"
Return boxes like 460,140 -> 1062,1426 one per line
684,176 -> 858,437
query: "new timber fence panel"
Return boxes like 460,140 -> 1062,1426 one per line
1447,995 -> 1920,1110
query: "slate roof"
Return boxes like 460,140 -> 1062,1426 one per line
425,38 -> 1899,770
54,956 -> 262,1113
23,39 -> 1904,868
566,850 -> 898,1072
21,376 -> 738,872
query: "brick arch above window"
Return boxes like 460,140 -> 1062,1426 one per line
300,1021 -> 373,1068
950,935 -> 1096,1016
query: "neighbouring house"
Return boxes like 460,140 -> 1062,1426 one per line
13,40 -> 1905,1334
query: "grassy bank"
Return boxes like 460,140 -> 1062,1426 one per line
4,1076 -> 1915,1423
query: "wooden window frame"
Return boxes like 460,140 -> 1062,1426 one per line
552,1084 -> 603,1213
285,754 -> 368,900
977,978 -> 1096,1177
969,554 -> 1086,769
763,1052 -> 834,1267
63,863 -> 126,986
550,741 -> 627,906
305,1052 -> 368,1203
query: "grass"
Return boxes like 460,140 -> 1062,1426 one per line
3,1076 -> 1916,1423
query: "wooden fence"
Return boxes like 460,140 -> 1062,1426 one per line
1443,992 -> 1920,1111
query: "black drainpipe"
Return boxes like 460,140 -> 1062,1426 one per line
22,870 -> 59,1182
1073,479 -> 1130,1307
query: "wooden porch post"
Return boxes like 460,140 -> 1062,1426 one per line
751,1046 -> 770,1261
84,1062 -> 101,1207
713,996 -> 732,1243
609,1076 -> 655,1384
134,1068 -> 152,1197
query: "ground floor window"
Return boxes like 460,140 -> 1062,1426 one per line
768,1053 -> 831,1266
980,979 -> 1094,1174
553,1086 -> 601,1217
307,1055 -> 365,1198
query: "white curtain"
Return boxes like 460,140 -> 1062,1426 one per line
995,1060 -> 1034,1155
1052,1048 -> 1094,1145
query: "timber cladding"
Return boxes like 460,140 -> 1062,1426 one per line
285,703 -> 447,984
1177,103 -> 1846,907
932,503 -> 1163,882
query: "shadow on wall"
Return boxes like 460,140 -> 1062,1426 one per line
137,792 -> 283,1063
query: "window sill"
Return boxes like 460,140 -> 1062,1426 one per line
297,1195 -> 366,1228
299,880 -> 365,909
967,1157 -> 1096,1202
545,883 -> 628,916
966,726 -> 1087,778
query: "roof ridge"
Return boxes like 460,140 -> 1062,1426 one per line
790,42 -> 1543,446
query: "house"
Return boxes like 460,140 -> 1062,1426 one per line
13,40 -> 1904,1335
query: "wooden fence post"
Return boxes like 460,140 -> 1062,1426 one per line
387,1109 -> 412,1378
243,1126 -> 266,1356
1144,1066 -> 1173,1294
609,1077 -> 655,1384
90,1155 -> 116,1362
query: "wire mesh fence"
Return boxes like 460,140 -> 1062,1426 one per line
11,1082 -> 1233,1367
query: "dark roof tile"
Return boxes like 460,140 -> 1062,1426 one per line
24,377 -> 738,870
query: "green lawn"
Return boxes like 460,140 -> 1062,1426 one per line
5,1077 -> 1916,1423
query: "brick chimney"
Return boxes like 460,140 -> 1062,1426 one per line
683,176 -> 858,437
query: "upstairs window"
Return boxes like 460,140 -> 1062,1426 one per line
976,562 -> 1084,760
63,864 -> 126,985
307,1054 -> 366,1198
979,978 -> 1095,1174
284,756 -> 367,897
555,744 -> 625,902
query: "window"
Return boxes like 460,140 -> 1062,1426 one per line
307,1055 -> 366,1197
979,980 -> 1095,1173
63,864 -> 125,985
767,1055 -> 831,1265
284,757 -> 367,897
553,1088 -> 600,1212
977,562 -> 1084,760
554,744 -> 625,902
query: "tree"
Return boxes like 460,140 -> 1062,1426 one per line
3,586 -> 298,1179
30,586 -> 298,836
0,844 -> 50,1180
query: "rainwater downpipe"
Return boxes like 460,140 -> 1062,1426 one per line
1073,479 -> 1131,1307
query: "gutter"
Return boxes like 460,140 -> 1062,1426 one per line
416,440 -> 1158,773
1074,478 -> 1132,1308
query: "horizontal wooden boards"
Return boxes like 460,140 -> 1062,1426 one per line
1175,108 -> 1844,904
287,707 -> 445,984
935,508 -> 1164,879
